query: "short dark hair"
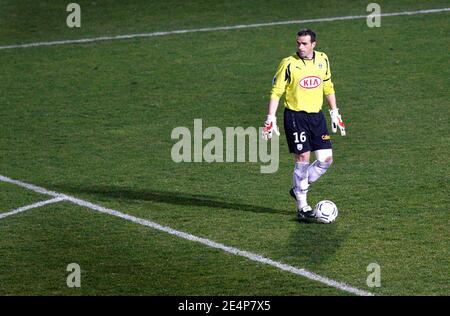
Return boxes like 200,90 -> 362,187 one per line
297,28 -> 316,42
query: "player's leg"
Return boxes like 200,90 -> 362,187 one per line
283,109 -> 315,220
308,111 -> 333,185
308,149 -> 333,184
292,152 -> 315,220
292,151 -> 310,209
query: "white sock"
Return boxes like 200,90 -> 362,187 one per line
308,160 -> 332,184
293,162 -> 310,208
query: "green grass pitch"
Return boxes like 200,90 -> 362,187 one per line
0,0 -> 449,296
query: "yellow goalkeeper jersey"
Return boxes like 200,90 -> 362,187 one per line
270,51 -> 335,113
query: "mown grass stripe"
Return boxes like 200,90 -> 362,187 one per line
0,8 -> 448,50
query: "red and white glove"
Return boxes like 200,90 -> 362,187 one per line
262,115 -> 280,140
329,108 -> 346,136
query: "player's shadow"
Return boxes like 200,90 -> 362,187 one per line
286,219 -> 349,267
53,183 -> 345,266
52,184 -> 291,215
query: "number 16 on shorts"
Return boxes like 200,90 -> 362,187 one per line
293,131 -> 306,151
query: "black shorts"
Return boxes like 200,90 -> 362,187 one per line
283,108 -> 332,154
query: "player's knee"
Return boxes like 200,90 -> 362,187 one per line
295,152 -> 310,163
316,156 -> 332,169
324,156 -> 333,165
317,158 -> 332,170
319,157 -> 333,169
315,149 -> 333,165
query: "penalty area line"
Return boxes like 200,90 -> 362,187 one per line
0,174 -> 373,296
0,7 -> 448,50
0,197 -> 67,220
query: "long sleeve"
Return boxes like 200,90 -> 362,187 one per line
322,54 -> 335,96
270,58 -> 289,100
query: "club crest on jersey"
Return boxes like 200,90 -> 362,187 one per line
299,76 -> 321,89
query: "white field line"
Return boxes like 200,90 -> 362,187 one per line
0,8 -> 449,50
0,197 -> 66,220
0,174 -> 373,296
0,175 -> 64,198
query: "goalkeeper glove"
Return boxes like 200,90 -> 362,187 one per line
329,108 -> 346,136
262,115 -> 280,140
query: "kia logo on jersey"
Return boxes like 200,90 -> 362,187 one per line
299,76 -> 321,89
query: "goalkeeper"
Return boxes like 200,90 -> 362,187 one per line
262,28 -> 346,221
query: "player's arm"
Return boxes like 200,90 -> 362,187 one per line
325,93 -> 337,111
326,93 -> 346,136
267,98 -> 280,116
262,98 -> 281,140
262,59 -> 289,140
323,55 -> 346,136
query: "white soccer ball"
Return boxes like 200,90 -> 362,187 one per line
314,200 -> 338,224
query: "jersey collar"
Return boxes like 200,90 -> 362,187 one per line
296,51 -> 316,65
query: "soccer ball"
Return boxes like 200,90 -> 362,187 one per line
314,200 -> 338,224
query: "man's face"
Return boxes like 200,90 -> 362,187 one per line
296,35 -> 316,59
